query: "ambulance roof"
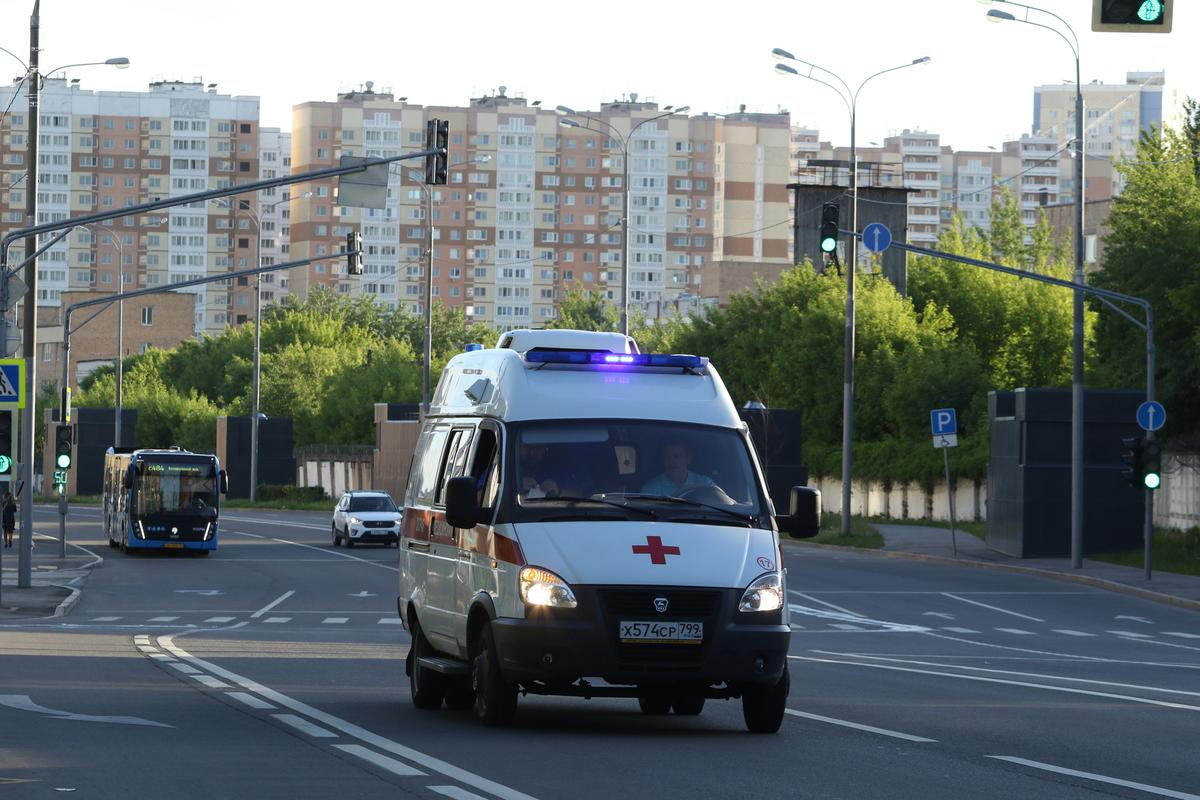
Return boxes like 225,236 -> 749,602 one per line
495,328 -> 638,354
430,330 -> 740,427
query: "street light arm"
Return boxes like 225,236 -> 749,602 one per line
771,48 -> 853,103
775,63 -> 852,117
0,45 -> 26,70
853,57 -> 932,104
989,0 -> 1079,55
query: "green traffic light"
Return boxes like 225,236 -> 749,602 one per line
0,454 -> 10,474
1144,472 -> 1161,490
820,236 -> 837,253
1137,0 -> 1163,22
56,453 -> 72,469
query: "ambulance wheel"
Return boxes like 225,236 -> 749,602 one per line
409,623 -> 447,710
638,694 -> 671,715
443,676 -> 476,711
472,624 -> 517,727
742,665 -> 789,734
672,693 -> 705,716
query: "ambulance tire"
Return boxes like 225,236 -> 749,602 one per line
409,622 -> 448,710
638,695 -> 672,715
472,624 -> 517,727
742,665 -> 789,733
671,694 -> 705,716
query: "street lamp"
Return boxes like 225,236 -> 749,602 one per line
983,0 -> 1086,570
213,191 -> 311,501
4,0 -> 128,588
81,223 -> 128,445
773,48 -> 930,535
556,104 -> 690,336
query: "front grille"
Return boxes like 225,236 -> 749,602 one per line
598,588 -> 723,670
599,589 -> 720,617
363,519 -> 396,529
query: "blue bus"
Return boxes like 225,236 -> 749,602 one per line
103,447 -> 229,554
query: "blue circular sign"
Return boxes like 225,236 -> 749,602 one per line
862,222 -> 892,253
1136,400 -> 1166,432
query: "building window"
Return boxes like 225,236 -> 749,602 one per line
140,306 -> 153,326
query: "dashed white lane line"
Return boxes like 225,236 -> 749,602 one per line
1165,632 -> 1200,639
1052,629 -> 1095,636
93,616 -> 121,622
149,616 -> 180,622
941,627 -> 978,634
195,675 -> 230,689
168,662 -> 202,675
204,616 -> 236,623
785,709 -> 936,743
274,713 -> 337,738
988,756 -> 1200,800
995,628 -> 1036,635
322,617 -> 349,624
228,691 -> 275,710
332,744 -> 426,777
942,592 -> 1044,622
251,590 -> 295,619
263,617 -> 291,624
378,618 -> 402,625
1109,630 -> 1154,638
429,786 -> 491,800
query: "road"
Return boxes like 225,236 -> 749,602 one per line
2,506 -> 1197,799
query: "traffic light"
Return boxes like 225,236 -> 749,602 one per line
345,230 -> 363,276
55,424 -> 73,470
424,118 -> 449,185
1120,436 -> 1145,488
819,202 -> 840,254
1092,0 -> 1171,32
0,410 -> 12,477
1142,438 -> 1162,490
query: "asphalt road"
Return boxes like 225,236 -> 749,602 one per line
1,506 -> 1197,799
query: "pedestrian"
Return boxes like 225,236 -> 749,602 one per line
2,490 -> 15,548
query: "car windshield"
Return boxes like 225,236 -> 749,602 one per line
349,495 -> 397,513
509,420 -> 765,523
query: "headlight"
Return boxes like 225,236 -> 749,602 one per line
348,516 -> 362,525
739,572 -> 784,613
519,566 -> 578,608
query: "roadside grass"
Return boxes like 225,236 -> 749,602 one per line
803,512 -> 885,549
866,515 -> 988,541
1090,528 -> 1200,577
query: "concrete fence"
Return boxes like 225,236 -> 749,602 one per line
295,446 -> 374,499
811,477 -> 988,523
1156,451 -> 1200,531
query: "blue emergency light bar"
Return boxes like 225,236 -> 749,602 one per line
524,350 -> 707,370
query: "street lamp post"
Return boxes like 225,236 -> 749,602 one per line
5,0 -> 128,587
985,0 -> 1086,569
773,49 -> 930,535
84,224 -> 126,446
556,105 -> 689,337
214,192 -> 310,501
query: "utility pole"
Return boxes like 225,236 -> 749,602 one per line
18,0 -> 40,587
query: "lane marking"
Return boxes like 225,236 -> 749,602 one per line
988,756 -> 1200,800
942,593 -> 1044,622
92,617 -> 121,622
940,627 -> 978,634
995,628 -> 1036,635
194,675 -> 230,689
274,713 -> 338,738
1051,629 -> 1095,637
228,692 -> 275,710
168,663 -> 202,675
226,530 -> 399,573
252,591 -> 294,619
0,695 -> 172,728
322,618 -> 349,625
429,786 -> 492,800
792,654 -> 1200,711
1165,632 -> 1200,639
830,624 -> 867,631
204,617 -> 237,623
785,709 -> 936,743
332,745 -> 426,777
378,618 -> 402,625
1109,630 -> 1153,638
149,616 -> 180,622
263,617 -> 291,624
788,603 -> 928,634
788,590 -> 864,617
160,635 -> 542,800
221,516 -> 327,531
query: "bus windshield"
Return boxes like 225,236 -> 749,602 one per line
136,462 -> 218,518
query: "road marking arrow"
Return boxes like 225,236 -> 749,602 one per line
349,591 -> 376,598
0,695 -> 172,727
1115,615 -> 1153,624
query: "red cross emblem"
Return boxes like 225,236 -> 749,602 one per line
632,535 -> 681,565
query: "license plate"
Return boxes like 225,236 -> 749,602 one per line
164,543 -> 185,549
619,621 -> 703,643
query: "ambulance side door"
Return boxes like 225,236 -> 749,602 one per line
425,425 -> 474,651
400,425 -> 448,642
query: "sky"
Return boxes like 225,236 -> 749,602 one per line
5,0 -> 1197,153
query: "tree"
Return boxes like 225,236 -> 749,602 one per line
548,287 -> 621,332
1090,125 -> 1200,440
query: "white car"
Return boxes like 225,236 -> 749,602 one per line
332,491 -> 401,548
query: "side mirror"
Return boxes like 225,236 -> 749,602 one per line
777,485 -> 821,539
219,470 -> 229,495
444,475 -> 480,530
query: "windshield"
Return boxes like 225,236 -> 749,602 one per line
349,495 -> 398,513
509,421 -> 766,523
135,461 -> 218,518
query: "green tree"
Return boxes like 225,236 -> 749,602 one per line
1090,125 -> 1200,438
548,287 -> 621,332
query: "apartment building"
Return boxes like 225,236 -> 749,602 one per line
288,86 -> 792,325
0,78 -> 262,351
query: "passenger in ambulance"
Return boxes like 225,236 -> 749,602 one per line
640,441 -> 718,497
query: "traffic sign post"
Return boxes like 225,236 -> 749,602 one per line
930,407 -> 959,557
1134,399 -> 1166,581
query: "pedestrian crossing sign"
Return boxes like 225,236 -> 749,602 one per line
0,359 -> 24,409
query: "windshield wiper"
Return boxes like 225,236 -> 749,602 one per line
618,493 -> 757,525
521,495 -> 658,520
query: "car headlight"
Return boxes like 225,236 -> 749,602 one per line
739,572 -> 784,613
519,566 -> 578,608
347,516 -> 362,525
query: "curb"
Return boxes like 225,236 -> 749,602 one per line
788,541 -> 1200,614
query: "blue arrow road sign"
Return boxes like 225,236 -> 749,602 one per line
931,408 -> 957,436
1136,400 -> 1166,432
862,222 -> 892,253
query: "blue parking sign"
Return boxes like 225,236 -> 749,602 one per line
930,408 -> 957,436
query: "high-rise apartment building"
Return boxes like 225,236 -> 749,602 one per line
288,87 -> 792,326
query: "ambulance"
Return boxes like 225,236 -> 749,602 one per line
397,329 -> 819,732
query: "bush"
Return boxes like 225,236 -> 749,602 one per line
255,485 -> 327,502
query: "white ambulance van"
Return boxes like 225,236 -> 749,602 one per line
398,329 -> 819,732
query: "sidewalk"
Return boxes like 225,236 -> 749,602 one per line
861,523 -> 1200,613
0,534 -> 98,621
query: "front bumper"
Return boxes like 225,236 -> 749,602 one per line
348,524 -> 398,543
489,586 -> 788,690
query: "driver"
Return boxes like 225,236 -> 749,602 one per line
640,441 -> 716,497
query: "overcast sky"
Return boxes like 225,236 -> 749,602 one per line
7,0 -> 1197,152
